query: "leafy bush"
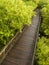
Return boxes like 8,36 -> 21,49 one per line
0,0 -> 36,49
35,37 -> 49,65
40,4 -> 49,35
23,0 -> 40,9
35,0 -> 49,65
38,0 -> 49,8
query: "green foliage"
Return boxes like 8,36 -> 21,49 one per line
35,1 -> 49,65
23,0 -> 39,9
38,0 -> 49,8
0,0 -> 37,49
35,37 -> 49,65
40,4 -> 49,35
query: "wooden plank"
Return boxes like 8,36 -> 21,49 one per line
1,9 -> 40,65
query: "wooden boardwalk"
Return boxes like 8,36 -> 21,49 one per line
1,9 -> 40,65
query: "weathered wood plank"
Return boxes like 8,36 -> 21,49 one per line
1,9 -> 40,65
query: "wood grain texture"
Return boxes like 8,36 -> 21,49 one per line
1,9 -> 40,65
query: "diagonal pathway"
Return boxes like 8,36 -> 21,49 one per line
1,9 -> 40,65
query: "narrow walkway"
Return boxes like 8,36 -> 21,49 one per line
1,9 -> 40,65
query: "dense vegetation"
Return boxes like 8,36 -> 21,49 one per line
0,0 -> 39,50
35,37 -> 49,65
40,4 -> 49,35
38,0 -> 49,7
35,0 -> 49,65
0,0 -> 49,64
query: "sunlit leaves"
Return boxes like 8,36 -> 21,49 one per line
36,37 -> 49,65
0,0 -> 37,49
